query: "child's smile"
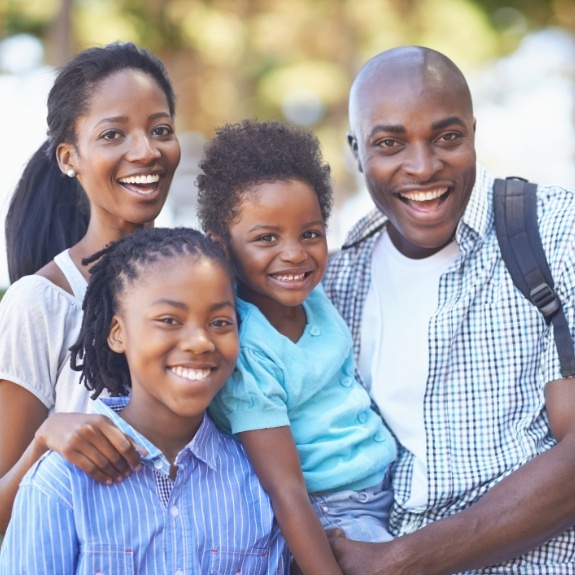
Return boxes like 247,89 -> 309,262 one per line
226,178 -> 328,324
108,255 -> 239,446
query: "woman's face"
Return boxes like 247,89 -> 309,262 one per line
58,69 -> 181,233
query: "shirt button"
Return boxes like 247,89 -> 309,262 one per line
358,411 -> 368,424
309,325 -> 321,336
170,505 -> 180,517
341,376 -> 353,387
374,432 -> 387,442
153,459 -> 163,469
175,571 -> 184,575
322,506 -> 329,513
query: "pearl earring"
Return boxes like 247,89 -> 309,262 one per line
66,169 -> 76,178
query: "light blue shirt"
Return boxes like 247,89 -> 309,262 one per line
0,397 -> 288,575
209,285 -> 396,494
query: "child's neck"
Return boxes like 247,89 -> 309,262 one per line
119,400 -> 202,479
238,286 -> 307,343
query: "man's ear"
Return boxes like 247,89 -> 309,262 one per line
56,141 -> 78,177
108,315 -> 126,354
347,132 -> 363,173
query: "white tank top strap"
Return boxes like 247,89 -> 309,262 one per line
53,250 -> 88,301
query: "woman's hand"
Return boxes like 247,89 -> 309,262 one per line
36,412 -> 146,484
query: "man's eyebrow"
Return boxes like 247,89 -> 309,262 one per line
369,124 -> 406,138
432,116 -> 466,131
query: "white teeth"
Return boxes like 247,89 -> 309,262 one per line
118,174 -> 160,185
273,273 -> 306,281
171,366 -> 211,381
399,188 -> 448,202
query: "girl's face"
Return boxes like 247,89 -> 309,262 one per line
58,69 -> 181,233
108,255 -> 238,431
226,179 -> 328,318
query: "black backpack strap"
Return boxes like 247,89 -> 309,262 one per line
494,177 -> 575,378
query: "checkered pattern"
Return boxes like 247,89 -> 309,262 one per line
324,166 -> 575,573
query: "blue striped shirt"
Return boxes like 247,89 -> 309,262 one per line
324,165 -> 575,573
0,397 -> 289,574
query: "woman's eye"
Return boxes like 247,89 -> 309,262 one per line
153,125 -> 174,137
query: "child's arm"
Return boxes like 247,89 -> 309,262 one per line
239,426 -> 344,575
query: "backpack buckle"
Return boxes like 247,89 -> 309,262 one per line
530,283 -> 561,317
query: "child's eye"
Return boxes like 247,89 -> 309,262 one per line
210,318 -> 236,328
158,317 -> 179,326
302,230 -> 322,240
100,130 -> 122,141
256,234 -> 277,243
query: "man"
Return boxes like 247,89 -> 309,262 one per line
324,46 -> 575,574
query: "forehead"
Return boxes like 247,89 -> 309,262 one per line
351,64 -> 473,137
119,254 -> 232,299
84,69 -> 169,118
241,179 -> 322,215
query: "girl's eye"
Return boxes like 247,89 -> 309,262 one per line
101,130 -> 122,141
159,317 -> 179,326
152,125 -> 174,137
211,318 -> 235,328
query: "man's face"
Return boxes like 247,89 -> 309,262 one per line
349,70 -> 476,259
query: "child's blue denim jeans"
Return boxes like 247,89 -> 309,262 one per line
309,470 -> 393,543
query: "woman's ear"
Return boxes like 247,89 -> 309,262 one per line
107,315 -> 126,354
56,142 -> 78,177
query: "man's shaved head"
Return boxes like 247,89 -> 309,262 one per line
349,46 -> 473,137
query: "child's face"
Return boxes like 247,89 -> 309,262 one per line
227,179 -> 328,312
108,255 -> 238,424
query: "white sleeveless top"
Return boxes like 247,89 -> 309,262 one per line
0,250 -> 95,415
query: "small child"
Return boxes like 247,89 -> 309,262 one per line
0,227 -> 289,574
197,119 -> 397,575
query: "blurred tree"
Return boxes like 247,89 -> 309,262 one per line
0,0 -> 572,206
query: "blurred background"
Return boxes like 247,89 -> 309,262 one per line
1,0 -> 575,288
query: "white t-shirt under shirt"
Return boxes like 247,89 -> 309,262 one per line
359,230 -> 460,508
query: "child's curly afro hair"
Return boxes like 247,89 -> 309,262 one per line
196,119 -> 333,241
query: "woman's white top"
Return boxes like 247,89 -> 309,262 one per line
0,250 -> 91,415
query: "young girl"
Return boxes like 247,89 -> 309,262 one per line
0,42 -> 180,534
0,227 -> 289,574
197,119 -> 397,575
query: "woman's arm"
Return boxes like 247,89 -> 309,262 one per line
239,426 -> 344,575
0,380 -> 144,535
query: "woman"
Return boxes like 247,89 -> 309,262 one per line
0,41 -> 181,534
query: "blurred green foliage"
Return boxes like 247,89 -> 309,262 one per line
1,0 -> 574,203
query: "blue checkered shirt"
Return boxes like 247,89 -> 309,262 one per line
324,165 -> 575,574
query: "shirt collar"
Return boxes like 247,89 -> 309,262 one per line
94,397 -> 221,474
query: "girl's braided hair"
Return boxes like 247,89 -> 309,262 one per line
70,227 -> 233,399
